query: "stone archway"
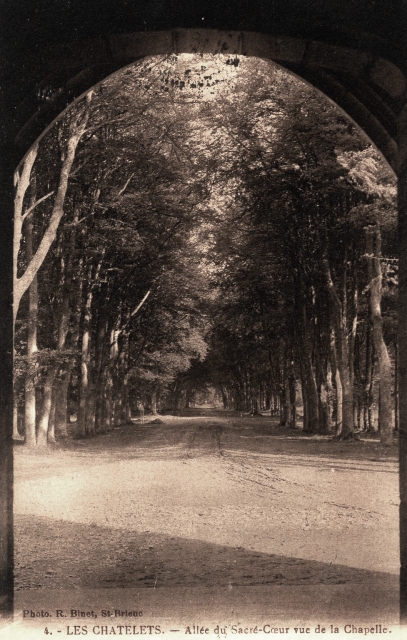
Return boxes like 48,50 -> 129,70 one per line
1,1 -> 407,621
11,29 -> 404,170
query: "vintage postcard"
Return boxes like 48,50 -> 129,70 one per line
1,2 -> 403,639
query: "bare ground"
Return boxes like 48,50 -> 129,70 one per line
8,410 -> 401,638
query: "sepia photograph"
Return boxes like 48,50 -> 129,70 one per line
0,2 -> 406,639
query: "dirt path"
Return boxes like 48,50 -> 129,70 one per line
11,411 -> 400,636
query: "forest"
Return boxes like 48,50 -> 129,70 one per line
13,54 -> 398,449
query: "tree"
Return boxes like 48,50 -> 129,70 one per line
338,148 -> 397,444
14,93 -> 92,324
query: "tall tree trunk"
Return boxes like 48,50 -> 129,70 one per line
326,359 -> 334,434
93,315 -> 108,432
280,379 -> 290,426
53,207 -> 84,438
86,381 -> 97,436
302,351 -> 319,433
288,372 -> 296,429
340,353 -> 354,438
78,271 -> 94,437
323,252 -> 354,439
13,397 -> 23,441
115,326 -> 129,426
54,377 -> 69,437
39,214 -> 79,446
334,366 -> 343,435
366,226 -> 393,445
104,371 -> 114,431
295,302 -> 319,433
298,357 -> 308,431
14,143 -> 39,322
23,178 -> 39,446
47,388 -> 57,444
23,286 -> 37,445
36,366 -> 57,446
301,380 -> 309,429
318,380 -> 330,434
363,321 -> 374,431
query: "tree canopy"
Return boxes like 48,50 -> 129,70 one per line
14,54 -> 397,446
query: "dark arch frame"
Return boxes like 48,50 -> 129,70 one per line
1,0 -> 407,623
11,29 -> 403,170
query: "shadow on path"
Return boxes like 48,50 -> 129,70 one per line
15,514 -> 397,591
